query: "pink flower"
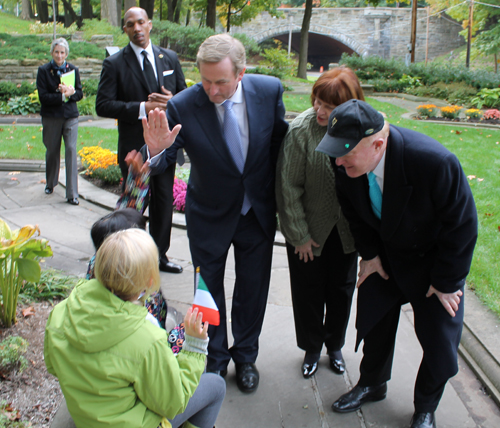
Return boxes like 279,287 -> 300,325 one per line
173,177 -> 187,212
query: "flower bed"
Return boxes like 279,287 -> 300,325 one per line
415,105 -> 500,125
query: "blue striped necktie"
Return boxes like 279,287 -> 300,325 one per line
223,100 -> 251,215
368,172 -> 382,219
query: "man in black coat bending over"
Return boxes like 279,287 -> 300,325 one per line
96,6 -> 185,273
317,99 -> 477,428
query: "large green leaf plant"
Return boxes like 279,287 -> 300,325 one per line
0,219 -> 53,327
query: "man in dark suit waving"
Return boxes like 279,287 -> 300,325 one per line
142,34 -> 288,393
96,6 -> 185,273
316,100 -> 477,428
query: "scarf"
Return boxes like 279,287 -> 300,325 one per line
50,59 -> 67,77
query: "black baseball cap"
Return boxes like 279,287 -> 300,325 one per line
316,99 -> 385,158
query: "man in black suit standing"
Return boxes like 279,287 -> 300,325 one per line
96,6 -> 185,273
316,100 -> 477,428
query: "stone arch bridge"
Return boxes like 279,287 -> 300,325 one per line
232,7 -> 464,69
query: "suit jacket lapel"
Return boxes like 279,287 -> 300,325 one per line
152,45 -> 165,91
123,44 -> 149,93
381,127 -> 413,239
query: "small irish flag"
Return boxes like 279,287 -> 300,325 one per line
192,267 -> 220,326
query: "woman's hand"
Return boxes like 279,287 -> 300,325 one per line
184,307 -> 209,340
59,83 -> 75,97
295,239 -> 319,263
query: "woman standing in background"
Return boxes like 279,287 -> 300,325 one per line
37,37 -> 82,205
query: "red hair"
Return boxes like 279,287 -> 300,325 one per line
311,67 -> 365,107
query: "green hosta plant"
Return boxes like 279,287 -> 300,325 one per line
0,220 -> 53,328
470,88 -> 500,109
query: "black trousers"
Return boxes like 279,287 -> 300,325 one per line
191,209 -> 274,371
358,283 -> 464,413
120,161 -> 175,263
286,226 -> 357,354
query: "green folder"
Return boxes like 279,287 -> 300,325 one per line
60,70 -> 75,102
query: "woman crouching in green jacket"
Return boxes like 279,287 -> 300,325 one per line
44,229 -> 225,428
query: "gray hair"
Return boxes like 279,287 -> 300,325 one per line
50,38 -> 69,56
196,34 -> 246,76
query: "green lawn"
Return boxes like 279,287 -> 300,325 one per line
0,125 -> 118,160
0,12 -> 33,34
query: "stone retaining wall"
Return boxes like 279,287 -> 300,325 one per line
0,58 -> 104,83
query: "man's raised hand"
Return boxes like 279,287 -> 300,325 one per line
142,108 -> 181,157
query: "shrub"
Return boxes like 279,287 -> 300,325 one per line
82,79 -> 99,97
0,81 -> 37,102
470,88 -> 500,109
258,42 -> 295,79
78,95 -> 96,116
367,78 -> 407,93
465,108 -> 483,119
399,74 -> 422,89
151,20 -> 215,60
30,22 -> 77,35
0,336 -> 28,375
78,146 -> 121,184
0,220 -> 53,328
483,109 -> 500,120
417,104 -> 439,118
339,52 -> 500,91
440,105 -> 462,119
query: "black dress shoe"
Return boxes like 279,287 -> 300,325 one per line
67,198 -> 79,205
302,362 -> 318,378
331,382 -> 387,413
45,187 -> 53,194
329,356 -> 345,375
235,363 -> 259,393
410,412 -> 436,428
159,260 -> 183,274
206,368 -> 228,378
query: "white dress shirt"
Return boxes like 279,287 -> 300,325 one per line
129,41 -> 157,119
369,150 -> 386,194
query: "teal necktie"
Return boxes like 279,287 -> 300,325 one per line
368,172 -> 382,219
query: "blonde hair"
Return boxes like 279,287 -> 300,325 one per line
196,34 -> 246,76
95,229 -> 160,301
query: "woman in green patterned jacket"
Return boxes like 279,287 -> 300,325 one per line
276,67 -> 364,378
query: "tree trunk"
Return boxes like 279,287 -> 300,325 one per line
140,0 -> 154,19
37,0 -> 49,22
21,0 -> 34,19
167,0 -> 177,22
185,7 -> 191,25
174,0 -> 182,23
102,0 -> 121,26
81,0 -> 92,19
226,1 -> 231,33
61,0 -> 81,27
206,0 -> 216,30
297,0 -> 312,79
